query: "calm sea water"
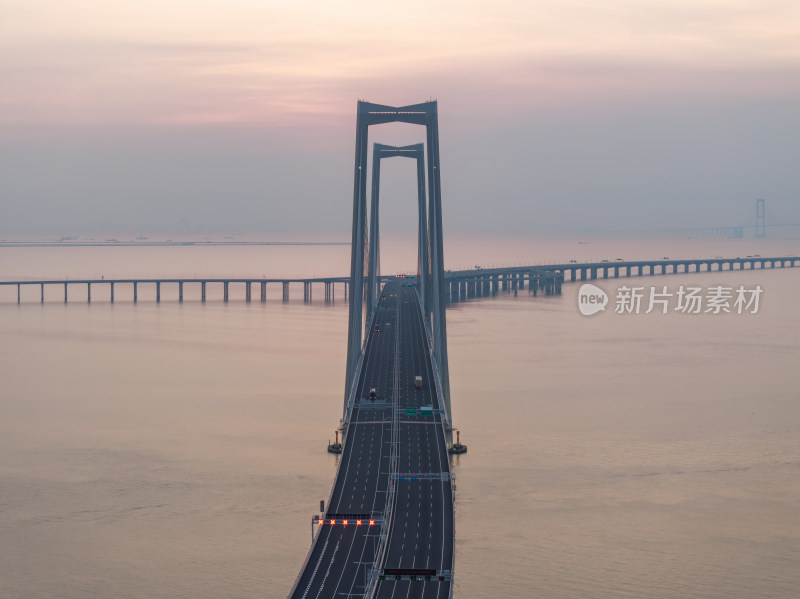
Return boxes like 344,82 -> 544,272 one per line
1,236 -> 799,598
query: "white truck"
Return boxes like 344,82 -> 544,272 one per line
414,376 -> 423,389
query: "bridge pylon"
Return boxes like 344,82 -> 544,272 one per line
366,143 -> 427,322
756,198 -> 766,238
344,101 -> 452,436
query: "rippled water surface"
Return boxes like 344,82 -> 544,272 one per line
1,237 -> 799,598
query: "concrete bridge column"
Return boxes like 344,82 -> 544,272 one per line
134,282 -> 139,303
580,268 -> 586,281
556,272 -> 563,294
283,281 -> 289,301
179,282 -> 183,303
40,283 -> 44,303
87,282 -> 91,303
156,281 -> 161,303
200,281 -> 205,302
223,282 -> 229,302
246,282 -> 252,302
261,281 -> 267,302
17,283 -> 20,304
325,281 -> 332,303
64,282 -> 68,303
304,281 -> 311,302
110,282 -> 115,303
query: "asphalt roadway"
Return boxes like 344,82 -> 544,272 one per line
289,279 -> 454,599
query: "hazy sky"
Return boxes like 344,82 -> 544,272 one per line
1,0 -> 799,238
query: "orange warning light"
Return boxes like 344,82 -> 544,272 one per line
318,519 -> 324,525
356,519 -> 362,525
330,519 -> 336,525
369,519 -> 375,526
343,519 -> 349,525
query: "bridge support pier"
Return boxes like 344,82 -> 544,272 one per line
156,281 -> 160,303
179,282 -> 183,302
304,281 -> 311,302
87,282 -> 91,303
201,282 -> 206,302
40,283 -> 44,303
64,283 -> 67,303
246,282 -> 251,302
17,283 -> 20,304
134,282 -> 138,303
261,281 -> 267,302
224,282 -> 229,302
110,282 -> 114,303
283,281 -> 289,302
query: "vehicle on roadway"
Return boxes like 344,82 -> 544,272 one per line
369,388 -> 377,401
415,376 -> 423,389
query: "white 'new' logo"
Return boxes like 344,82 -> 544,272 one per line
578,283 -> 608,316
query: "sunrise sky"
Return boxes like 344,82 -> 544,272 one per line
2,0 -> 799,237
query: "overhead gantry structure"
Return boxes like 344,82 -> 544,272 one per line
344,101 -> 452,431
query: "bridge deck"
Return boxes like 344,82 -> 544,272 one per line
289,279 -> 454,598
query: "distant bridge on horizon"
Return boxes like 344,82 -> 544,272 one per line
2,256 -> 798,306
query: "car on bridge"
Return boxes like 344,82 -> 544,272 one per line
369,388 -> 377,401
